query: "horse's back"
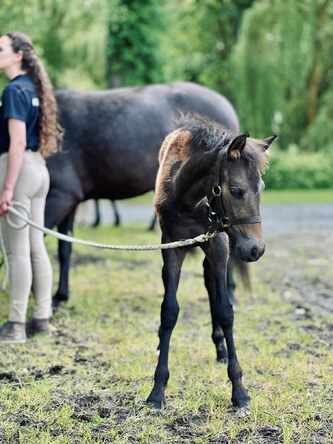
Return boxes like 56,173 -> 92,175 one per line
56,82 -> 239,141
51,82 -> 239,201
166,82 -> 240,132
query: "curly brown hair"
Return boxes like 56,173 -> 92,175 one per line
6,32 -> 63,157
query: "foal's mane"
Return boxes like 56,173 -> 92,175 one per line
176,114 -> 233,154
178,114 -> 269,170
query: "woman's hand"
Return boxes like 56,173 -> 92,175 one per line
0,188 -> 13,216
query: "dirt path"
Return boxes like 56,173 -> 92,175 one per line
259,230 -> 333,317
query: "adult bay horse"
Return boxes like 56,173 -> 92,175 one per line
46,82 -> 240,307
147,116 -> 277,409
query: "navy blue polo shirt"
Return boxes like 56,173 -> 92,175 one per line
0,74 -> 40,155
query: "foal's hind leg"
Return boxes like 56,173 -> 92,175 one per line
203,258 -> 227,363
147,244 -> 186,408
202,235 -> 250,408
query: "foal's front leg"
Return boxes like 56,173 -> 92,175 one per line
147,245 -> 186,408
203,235 -> 250,408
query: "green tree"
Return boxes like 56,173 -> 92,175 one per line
231,0 -> 333,148
160,0 -> 255,100
0,0 -> 108,89
105,0 -> 164,87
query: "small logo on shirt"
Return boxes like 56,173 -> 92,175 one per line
32,97 -> 39,107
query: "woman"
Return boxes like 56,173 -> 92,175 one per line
0,32 -> 62,343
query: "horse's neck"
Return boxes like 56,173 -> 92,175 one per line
173,150 -> 218,208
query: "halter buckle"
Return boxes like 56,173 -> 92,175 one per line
212,185 -> 222,197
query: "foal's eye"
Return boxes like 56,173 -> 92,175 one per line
230,187 -> 245,199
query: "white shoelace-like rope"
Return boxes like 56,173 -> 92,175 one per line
0,201 -> 216,289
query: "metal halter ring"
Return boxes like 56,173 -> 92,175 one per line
6,201 -> 30,230
212,185 -> 222,197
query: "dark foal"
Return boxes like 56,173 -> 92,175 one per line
147,118 -> 277,409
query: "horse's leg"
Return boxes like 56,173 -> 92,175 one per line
111,200 -> 121,227
203,257 -> 227,363
147,243 -> 186,408
45,191 -> 79,308
202,235 -> 250,408
92,200 -> 101,228
52,209 -> 76,308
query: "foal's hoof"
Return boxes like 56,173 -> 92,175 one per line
146,396 -> 165,410
231,389 -> 251,409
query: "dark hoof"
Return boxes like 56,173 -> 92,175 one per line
52,294 -> 68,310
232,390 -> 251,409
146,396 -> 165,410
216,356 -> 227,364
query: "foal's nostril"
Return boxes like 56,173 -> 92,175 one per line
251,246 -> 258,260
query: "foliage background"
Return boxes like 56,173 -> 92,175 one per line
1,0 -> 332,188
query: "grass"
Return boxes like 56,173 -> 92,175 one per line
0,224 -> 332,443
120,189 -> 333,208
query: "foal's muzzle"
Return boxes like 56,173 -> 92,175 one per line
235,237 -> 265,262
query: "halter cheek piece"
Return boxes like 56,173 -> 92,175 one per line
206,184 -> 261,233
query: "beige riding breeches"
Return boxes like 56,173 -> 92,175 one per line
0,151 -> 52,323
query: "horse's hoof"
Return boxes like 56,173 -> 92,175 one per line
52,295 -> 68,310
232,391 -> 251,409
216,356 -> 227,364
146,397 -> 164,410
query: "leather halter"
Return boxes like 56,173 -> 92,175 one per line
205,151 -> 262,233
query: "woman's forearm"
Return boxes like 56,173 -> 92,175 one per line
4,142 -> 26,192
3,119 -> 27,193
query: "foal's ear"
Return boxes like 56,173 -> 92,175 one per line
262,135 -> 278,150
227,134 -> 247,160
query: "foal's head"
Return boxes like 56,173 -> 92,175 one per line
156,116 -> 276,262
214,133 -> 276,262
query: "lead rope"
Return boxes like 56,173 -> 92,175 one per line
0,202 -> 217,290
0,224 -> 9,290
